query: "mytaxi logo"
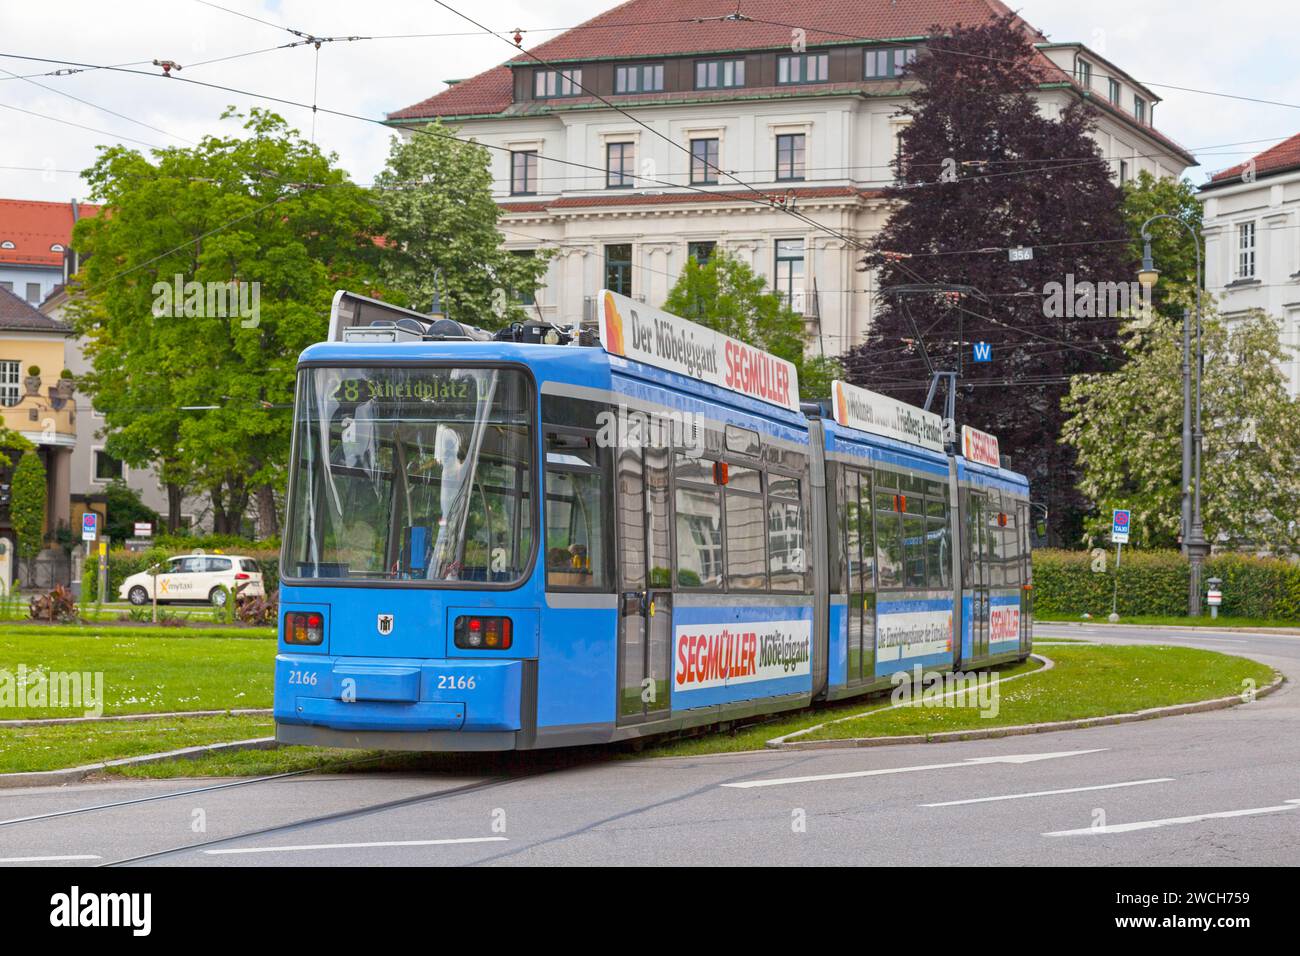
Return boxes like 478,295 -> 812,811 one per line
602,291 -> 626,356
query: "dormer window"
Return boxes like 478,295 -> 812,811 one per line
50,243 -> 64,252
865,47 -> 916,79
0,241 -> 14,249
615,63 -> 664,93
1134,95 -> 1147,124
1075,59 -> 1092,89
695,58 -> 745,90
534,69 -> 583,98
777,53 -> 828,85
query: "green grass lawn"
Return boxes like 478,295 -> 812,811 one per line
0,714 -> 274,775
1036,611 -> 1300,629
797,644 -> 1275,742
0,624 -> 275,720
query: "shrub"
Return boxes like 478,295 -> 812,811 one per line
1031,548 -> 1300,621
236,588 -> 277,626
11,452 -> 47,562
29,585 -> 78,623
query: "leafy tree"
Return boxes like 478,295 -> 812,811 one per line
1062,298 -> 1300,551
1121,170 -> 1204,316
374,122 -> 550,329
662,252 -> 842,400
103,480 -> 162,543
841,12 -> 1132,544
71,108 -> 384,535
11,451 -> 47,568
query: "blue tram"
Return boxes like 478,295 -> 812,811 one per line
273,290 -> 1032,751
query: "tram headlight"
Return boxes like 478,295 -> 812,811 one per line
284,611 -> 324,645
454,615 -> 513,650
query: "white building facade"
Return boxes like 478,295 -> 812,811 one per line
1199,133 -> 1300,398
387,1 -> 1193,357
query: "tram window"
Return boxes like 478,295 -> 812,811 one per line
768,497 -> 805,591
675,453 -> 714,485
903,513 -> 927,588
926,515 -> 950,589
544,430 -> 611,590
857,471 -> 876,589
616,447 -> 646,589
727,464 -> 762,494
875,468 -> 898,490
285,366 -> 535,585
645,445 -> 672,587
726,492 -> 767,589
675,486 -> 723,588
767,473 -> 800,499
725,424 -> 761,457
875,493 -> 903,588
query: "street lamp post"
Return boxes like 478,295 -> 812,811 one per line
1137,214 -> 1208,616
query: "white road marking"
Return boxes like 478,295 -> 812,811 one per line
921,777 -> 1174,807
0,854 -> 101,863
1044,799 -> 1300,836
203,836 -> 507,856
722,749 -> 1107,789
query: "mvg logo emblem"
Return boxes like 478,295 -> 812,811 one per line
377,614 -> 395,636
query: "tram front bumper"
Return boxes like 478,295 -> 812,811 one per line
274,655 -> 524,733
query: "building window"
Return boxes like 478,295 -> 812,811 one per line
605,244 -> 632,297
0,241 -> 12,249
25,283 -> 40,303
695,58 -> 745,89
690,137 -> 719,184
1075,59 -> 1092,89
1134,95 -> 1147,124
1118,160 -> 1128,184
606,142 -> 635,188
510,249 -> 537,306
1238,221 -> 1257,279
0,281 -> 10,293
687,241 -> 716,265
1108,77 -> 1121,105
534,69 -> 583,98
93,449 -> 125,483
510,150 -> 538,195
865,46 -> 916,78
776,133 -> 806,181
0,361 -> 19,407
777,53 -> 828,84
775,239 -> 805,313
615,63 -> 663,93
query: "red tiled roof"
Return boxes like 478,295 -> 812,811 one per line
0,198 -> 100,268
500,185 -> 883,214
389,0 -> 1051,120
1206,132 -> 1300,186
0,285 -> 72,333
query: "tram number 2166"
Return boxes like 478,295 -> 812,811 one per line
437,674 -> 478,691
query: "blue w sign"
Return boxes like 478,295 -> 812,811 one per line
973,342 -> 992,363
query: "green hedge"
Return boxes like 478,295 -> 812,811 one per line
1032,548 -> 1300,621
85,548 -> 280,602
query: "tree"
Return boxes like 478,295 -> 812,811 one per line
103,480 -> 162,543
662,252 -> 843,400
71,108 -> 384,535
841,12 -> 1132,544
1061,300 -> 1300,551
374,122 -> 550,329
11,451 -> 47,573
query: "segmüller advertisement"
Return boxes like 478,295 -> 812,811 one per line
674,619 -> 812,693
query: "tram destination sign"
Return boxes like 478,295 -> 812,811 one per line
961,424 -> 1002,468
598,289 -> 800,412
831,380 -> 944,452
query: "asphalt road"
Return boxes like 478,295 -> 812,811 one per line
1,623 -> 1296,866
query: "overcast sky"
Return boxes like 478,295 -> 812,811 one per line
1,0 -> 1297,204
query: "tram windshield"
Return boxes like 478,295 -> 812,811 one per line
284,366 -> 535,584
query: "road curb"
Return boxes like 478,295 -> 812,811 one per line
0,737 -> 278,789
1041,621 -> 1300,636
766,671 -> 1285,751
0,708 -> 272,728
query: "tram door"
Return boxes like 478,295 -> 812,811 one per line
968,490 -> 990,660
616,443 -> 673,724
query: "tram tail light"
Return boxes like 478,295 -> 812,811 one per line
454,615 -> 513,650
284,611 -> 324,645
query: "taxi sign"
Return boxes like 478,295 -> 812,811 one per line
81,512 -> 98,542
1112,509 -> 1131,544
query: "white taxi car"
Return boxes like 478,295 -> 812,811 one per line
119,554 -> 266,607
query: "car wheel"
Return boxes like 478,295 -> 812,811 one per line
128,586 -> 149,606
209,587 -> 229,608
